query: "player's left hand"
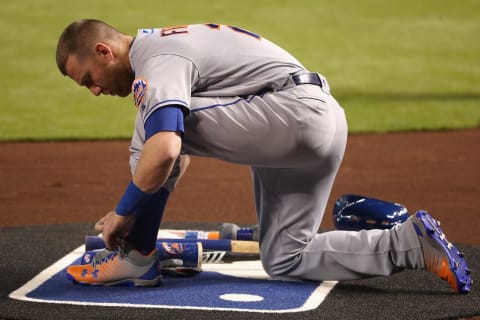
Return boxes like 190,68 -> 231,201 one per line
95,210 -> 135,250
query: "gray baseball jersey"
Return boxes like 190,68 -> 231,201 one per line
128,23 -> 306,168
127,24 -> 425,281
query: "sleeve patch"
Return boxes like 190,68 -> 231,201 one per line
132,78 -> 148,108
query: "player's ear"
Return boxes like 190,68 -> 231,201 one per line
94,43 -> 114,61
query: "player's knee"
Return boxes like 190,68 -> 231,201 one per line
261,255 -> 302,278
260,238 -> 305,278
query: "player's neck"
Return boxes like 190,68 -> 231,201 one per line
118,35 -> 135,73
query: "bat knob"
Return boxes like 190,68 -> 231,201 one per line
236,224 -> 259,241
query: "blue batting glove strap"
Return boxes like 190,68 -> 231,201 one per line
115,180 -> 152,216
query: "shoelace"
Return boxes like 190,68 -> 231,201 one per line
91,250 -> 118,268
91,240 -> 128,268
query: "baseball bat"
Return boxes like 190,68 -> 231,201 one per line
156,242 -> 259,266
201,250 -> 260,263
157,223 -> 259,241
157,229 -> 221,240
85,236 -> 260,254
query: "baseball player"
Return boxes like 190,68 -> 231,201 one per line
56,19 -> 471,293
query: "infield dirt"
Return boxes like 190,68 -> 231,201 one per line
1,129 -> 478,245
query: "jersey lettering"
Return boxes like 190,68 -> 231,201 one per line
161,25 -> 188,37
228,26 -> 261,40
204,23 -> 261,40
205,23 -> 221,30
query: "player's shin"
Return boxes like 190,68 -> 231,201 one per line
127,187 -> 170,254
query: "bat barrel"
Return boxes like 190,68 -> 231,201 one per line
157,241 -> 202,268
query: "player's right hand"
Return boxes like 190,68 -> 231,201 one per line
95,215 -> 106,232
95,211 -> 135,250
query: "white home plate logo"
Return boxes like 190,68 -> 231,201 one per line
220,293 -> 264,302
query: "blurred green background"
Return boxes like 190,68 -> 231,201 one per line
1,0 -> 479,140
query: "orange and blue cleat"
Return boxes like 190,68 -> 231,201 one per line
412,210 -> 472,294
67,247 -> 162,286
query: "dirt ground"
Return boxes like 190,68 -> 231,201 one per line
1,129 -> 478,245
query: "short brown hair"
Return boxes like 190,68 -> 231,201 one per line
56,19 -> 122,75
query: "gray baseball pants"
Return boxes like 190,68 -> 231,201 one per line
184,77 -> 425,280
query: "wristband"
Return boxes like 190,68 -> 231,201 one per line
115,180 -> 152,216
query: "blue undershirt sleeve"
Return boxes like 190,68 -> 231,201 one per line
144,106 -> 185,141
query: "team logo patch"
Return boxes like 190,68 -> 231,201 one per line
132,78 -> 148,108
161,242 -> 186,255
141,28 -> 154,35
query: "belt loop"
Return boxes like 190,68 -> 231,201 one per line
292,72 -> 331,94
292,72 -> 322,88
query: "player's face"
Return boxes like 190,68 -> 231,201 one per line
65,53 -> 133,97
